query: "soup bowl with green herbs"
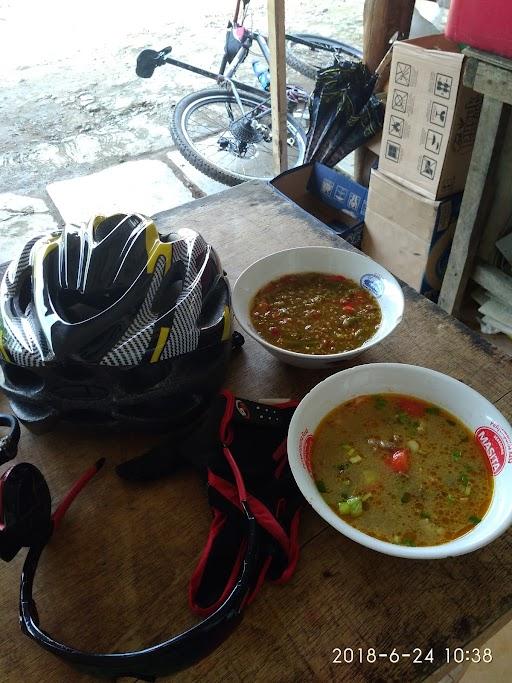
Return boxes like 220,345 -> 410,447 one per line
288,363 -> 512,559
232,247 -> 404,368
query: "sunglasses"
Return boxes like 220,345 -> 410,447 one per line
0,412 -> 259,681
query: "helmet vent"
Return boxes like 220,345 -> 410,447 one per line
152,279 -> 183,315
18,275 -> 32,314
151,261 -> 186,315
94,214 -> 137,242
12,270 -> 33,316
198,278 -> 228,328
84,324 -> 127,360
54,289 -> 126,323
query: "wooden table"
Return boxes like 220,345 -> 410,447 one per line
1,181 -> 511,683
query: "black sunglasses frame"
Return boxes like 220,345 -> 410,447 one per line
19,501 -> 258,681
0,413 -> 21,465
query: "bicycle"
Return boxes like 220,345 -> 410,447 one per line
136,0 -> 362,186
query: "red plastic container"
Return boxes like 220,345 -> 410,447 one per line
446,0 -> 512,59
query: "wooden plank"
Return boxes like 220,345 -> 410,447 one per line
438,96 -> 505,315
464,47 -> 512,73
463,56 -> 480,89
1,182 -> 512,683
471,62 -> 512,106
267,0 -> 288,174
473,262 -> 512,301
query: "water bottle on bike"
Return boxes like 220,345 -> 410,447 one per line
252,60 -> 270,91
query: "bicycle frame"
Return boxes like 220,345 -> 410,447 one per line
160,53 -> 264,100
219,29 -> 273,114
149,10 -> 340,124
157,31 -> 279,139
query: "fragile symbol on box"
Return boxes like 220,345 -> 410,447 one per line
348,192 -> 361,213
320,178 -> 334,197
425,129 -> 443,154
334,185 -> 348,203
385,141 -> 401,163
389,115 -> 404,139
392,89 -> 408,113
430,102 -> 448,128
420,155 -> 437,180
435,73 -> 453,100
395,62 -> 412,87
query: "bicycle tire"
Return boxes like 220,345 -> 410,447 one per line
286,33 -> 363,80
170,88 -> 306,186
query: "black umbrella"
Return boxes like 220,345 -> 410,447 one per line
304,59 -> 384,166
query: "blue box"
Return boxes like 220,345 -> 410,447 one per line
270,163 -> 368,248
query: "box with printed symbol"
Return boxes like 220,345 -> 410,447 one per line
379,35 -> 482,200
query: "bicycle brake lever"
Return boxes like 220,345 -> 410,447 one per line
136,46 -> 172,78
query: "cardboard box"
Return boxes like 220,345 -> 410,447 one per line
362,169 -> 462,301
271,163 -> 367,248
379,35 -> 482,200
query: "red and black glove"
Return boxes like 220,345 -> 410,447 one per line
117,390 -> 303,615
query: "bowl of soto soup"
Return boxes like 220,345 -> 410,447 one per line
288,363 -> 512,559
232,247 -> 404,368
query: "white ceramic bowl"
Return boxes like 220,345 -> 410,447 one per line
232,247 -> 404,369
288,363 -> 512,559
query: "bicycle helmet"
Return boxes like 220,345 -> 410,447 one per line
0,213 -> 235,432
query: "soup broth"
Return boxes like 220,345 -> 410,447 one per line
249,272 -> 381,354
312,394 -> 493,547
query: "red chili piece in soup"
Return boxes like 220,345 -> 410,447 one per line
250,272 -> 381,354
312,394 -> 493,547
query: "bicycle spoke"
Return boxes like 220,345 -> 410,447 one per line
192,112 -> 227,129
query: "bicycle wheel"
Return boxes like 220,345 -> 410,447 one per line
286,33 -> 362,80
170,88 -> 306,187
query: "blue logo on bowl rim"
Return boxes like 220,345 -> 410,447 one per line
360,273 -> 384,298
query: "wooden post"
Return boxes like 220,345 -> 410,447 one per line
362,0 -> 415,72
355,0 -> 415,184
267,0 -> 288,175
438,97 -> 505,316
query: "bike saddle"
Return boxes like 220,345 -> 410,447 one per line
136,46 -> 172,78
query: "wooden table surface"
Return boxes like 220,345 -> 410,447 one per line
1,181 -> 511,683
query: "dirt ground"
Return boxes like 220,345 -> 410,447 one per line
0,0 -> 364,197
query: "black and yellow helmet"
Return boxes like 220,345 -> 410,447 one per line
0,213 -> 235,431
